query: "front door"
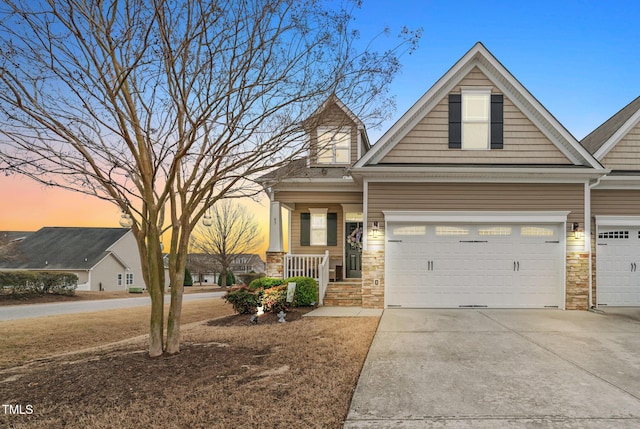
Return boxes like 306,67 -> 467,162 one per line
345,222 -> 363,278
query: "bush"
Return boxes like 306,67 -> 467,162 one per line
261,284 -> 289,313
184,268 -> 193,286
224,285 -> 260,314
248,277 -> 285,291
217,271 -> 236,287
237,272 -> 264,287
0,271 -> 78,297
285,276 -> 318,306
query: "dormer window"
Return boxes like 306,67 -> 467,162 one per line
317,126 -> 351,164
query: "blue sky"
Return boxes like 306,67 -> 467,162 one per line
354,0 -> 640,141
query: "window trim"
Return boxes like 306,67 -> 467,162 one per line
316,126 -> 351,165
125,272 -> 134,286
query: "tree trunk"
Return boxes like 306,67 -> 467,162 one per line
166,229 -> 189,354
146,234 -> 165,358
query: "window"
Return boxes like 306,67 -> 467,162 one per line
126,273 -> 134,286
462,90 -> 490,149
300,210 -> 338,246
478,226 -> 512,236
317,126 -> 350,164
436,226 -> 469,236
117,273 -> 123,286
449,91 -> 503,150
598,231 -> 629,239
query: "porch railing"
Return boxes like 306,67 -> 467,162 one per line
284,250 -> 329,305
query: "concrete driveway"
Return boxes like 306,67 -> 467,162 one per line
344,308 -> 640,428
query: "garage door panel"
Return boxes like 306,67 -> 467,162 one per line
386,222 -> 563,308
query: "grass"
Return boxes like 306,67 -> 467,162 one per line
0,298 -> 379,428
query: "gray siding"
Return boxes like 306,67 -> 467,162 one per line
601,121 -> 640,170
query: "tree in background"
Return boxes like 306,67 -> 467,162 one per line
191,200 -> 261,288
0,0 -> 420,357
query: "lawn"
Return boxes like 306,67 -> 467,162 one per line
0,298 -> 379,428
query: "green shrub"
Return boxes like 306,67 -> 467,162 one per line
184,268 -> 193,286
224,285 -> 260,314
248,277 -> 285,291
237,272 -> 264,287
285,276 -> 318,306
0,271 -> 77,297
217,271 -> 236,287
261,284 -> 289,313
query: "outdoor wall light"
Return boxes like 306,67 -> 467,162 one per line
371,221 -> 379,238
572,222 -> 584,240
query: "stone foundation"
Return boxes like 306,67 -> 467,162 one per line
566,251 -> 589,310
362,249 -> 385,308
266,251 -> 285,279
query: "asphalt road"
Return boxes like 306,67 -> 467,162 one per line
0,291 -> 225,321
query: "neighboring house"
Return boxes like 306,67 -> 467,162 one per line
261,42 -> 640,310
0,227 -> 144,292
186,253 -> 265,284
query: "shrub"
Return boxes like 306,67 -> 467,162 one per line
224,285 -> 260,314
217,271 -> 236,287
248,277 -> 285,291
237,272 -> 264,287
285,276 -> 318,306
261,284 -> 289,313
184,268 -> 193,286
0,271 -> 77,297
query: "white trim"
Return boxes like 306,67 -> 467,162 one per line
593,108 -> 640,160
590,175 -> 640,190
382,210 -> 571,224
363,179 -> 369,250
595,216 -> 640,227
585,181 -> 593,308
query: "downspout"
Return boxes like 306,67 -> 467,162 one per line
587,178 -> 602,311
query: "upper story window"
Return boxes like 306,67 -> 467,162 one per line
449,90 -> 503,150
317,126 -> 351,164
462,89 -> 490,149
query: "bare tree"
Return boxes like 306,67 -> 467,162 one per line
191,200 -> 262,287
0,0 -> 420,356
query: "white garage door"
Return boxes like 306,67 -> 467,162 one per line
596,226 -> 640,306
386,222 -> 564,308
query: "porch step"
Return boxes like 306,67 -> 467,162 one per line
323,280 -> 362,307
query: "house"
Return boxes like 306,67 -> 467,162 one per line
230,254 -> 266,274
260,41 -> 640,310
0,227 -> 144,292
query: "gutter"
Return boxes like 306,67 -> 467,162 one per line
587,177 -> 603,311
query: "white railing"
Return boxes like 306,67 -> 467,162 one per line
284,250 -> 330,306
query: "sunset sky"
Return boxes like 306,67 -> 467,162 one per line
1,0 -> 639,257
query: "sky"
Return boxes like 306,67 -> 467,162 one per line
1,0 -> 639,256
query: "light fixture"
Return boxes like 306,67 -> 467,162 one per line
371,221 -> 379,238
572,222 -> 584,240
119,212 -> 133,228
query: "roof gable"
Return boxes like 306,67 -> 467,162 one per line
355,42 -> 602,169
0,227 -> 131,270
582,95 -> 640,163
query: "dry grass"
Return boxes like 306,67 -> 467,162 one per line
0,297 -> 234,369
0,306 -> 379,429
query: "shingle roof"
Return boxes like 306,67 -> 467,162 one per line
581,95 -> 640,155
0,227 -> 130,270
259,158 -> 351,182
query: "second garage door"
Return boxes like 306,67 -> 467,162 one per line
386,222 -> 564,308
596,223 -> 640,306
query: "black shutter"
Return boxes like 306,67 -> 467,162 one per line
448,94 -> 462,149
327,213 -> 338,246
300,213 -> 310,246
490,94 -> 504,149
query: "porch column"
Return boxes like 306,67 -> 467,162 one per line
267,200 -> 284,253
266,200 -> 285,279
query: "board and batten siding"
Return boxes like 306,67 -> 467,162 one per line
600,121 -> 640,170
368,182 -> 584,252
380,67 -> 571,165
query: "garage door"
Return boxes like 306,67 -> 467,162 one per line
597,226 -> 640,306
386,222 -> 564,308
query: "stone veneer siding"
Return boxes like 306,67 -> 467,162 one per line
361,249 -> 385,308
266,251 -> 285,279
565,252 -> 590,310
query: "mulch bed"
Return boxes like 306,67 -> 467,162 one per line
207,307 -> 313,326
